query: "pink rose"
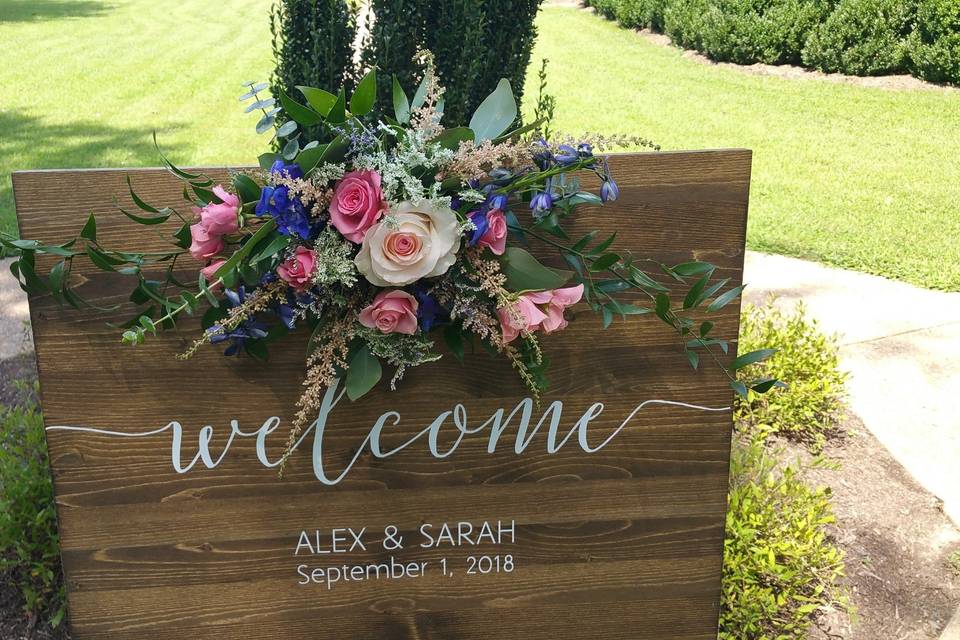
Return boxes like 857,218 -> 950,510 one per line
198,185 -> 240,236
188,223 -> 224,261
497,293 -> 549,343
477,208 -> 508,255
277,246 -> 317,290
329,170 -> 387,243
358,290 -> 419,335
540,284 -> 584,333
200,259 -> 226,286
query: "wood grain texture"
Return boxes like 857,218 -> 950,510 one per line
13,149 -> 752,639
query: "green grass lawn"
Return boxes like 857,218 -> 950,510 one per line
2,1 -> 959,289
530,6 -> 960,290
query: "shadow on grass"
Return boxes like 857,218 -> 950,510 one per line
0,0 -> 112,22
0,109 -> 186,243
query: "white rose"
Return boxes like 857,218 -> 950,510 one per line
355,200 -> 461,287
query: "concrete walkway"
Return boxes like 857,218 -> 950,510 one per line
0,258 -> 31,361
743,252 -> 960,527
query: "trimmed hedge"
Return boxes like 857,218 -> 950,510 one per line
802,0 -> 915,75
907,0 -> 960,84
585,0 -> 959,85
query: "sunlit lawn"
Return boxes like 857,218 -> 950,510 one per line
2,1 -> 958,289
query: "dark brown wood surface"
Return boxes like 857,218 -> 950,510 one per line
14,149 -> 752,640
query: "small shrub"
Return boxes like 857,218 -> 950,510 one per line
721,435 -> 847,639
609,0 -> 671,30
736,300 -> 846,448
907,0 -> 960,85
663,0 -> 714,50
0,390 -> 66,628
700,0 -> 835,65
802,0 -> 915,75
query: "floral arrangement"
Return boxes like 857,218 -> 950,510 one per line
3,59 -> 779,465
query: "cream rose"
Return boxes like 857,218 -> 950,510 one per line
355,201 -> 461,286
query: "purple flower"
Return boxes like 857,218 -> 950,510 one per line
255,185 -> 313,238
414,288 -> 448,333
467,210 -> 489,247
554,145 -> 579,166
207,287 -> 269,356
600,157 -> 619,202
270,160 -> 302,179
488,193 -> 508,211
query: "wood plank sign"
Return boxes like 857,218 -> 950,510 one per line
14,150 -> 751,640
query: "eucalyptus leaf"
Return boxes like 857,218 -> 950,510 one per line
469,78 -> 517,142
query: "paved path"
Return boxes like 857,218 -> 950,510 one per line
744,252 -> 960,527
0,258 -> 31,361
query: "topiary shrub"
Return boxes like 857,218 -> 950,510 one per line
270,0 -> 359,108
735,300 -> 847,448
802,0 -> 916,75
360,0 -> 542,126
0,390 -> 66,628
720,434 -> 847,639
907,0 -> 960,85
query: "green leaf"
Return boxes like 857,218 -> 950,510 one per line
48,260 -> 66,296
729,348 -> 777,371
498,247 -> 571,292
392,75 -> 410,123
232,174 -> 261,204
654,292 -> 671,321
118,205 -> 171,226
278,88 -> 323,126
683,273 -> 711,310
700,321 -> 714,337
587,232 -> 617,256
126,175 -> 162,213
258,153 -> 281,171
731,380 -> 749,398
85,246 -> 117,271
686,349 -> 699,369
250,232 -> 290,264
673,261 -> 715,277
282,137 -> 300,161
80,214 -> 97,242
345,345 -> 382,401
707,284 -> 746,312
432,127 -> 474,151
297,86 -> 338,117
469,78 -> 518,142
351,68 -> 377,116
212,218 -> 277,282
443,323 -> 465,362
256,113 -> 275,134
411,73 -> 430,109
750,377 -> 785,394
153,131 -> 206,181
589,253 -> 621,273
327,87 -> 347,124
276,120 -> 298,138
492,117 -> 546,143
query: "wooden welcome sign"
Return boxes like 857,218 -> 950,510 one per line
14,150 -> 751,639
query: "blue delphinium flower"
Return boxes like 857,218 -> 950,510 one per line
255,185 -> 312,238
488,193 -> 508,211
207,287 -> 269,357
414,288 -> 448,333
600,157 -> 619,203
554,144 -> 579,166
270,159 -> 303,179
530,177 -> 554,219
467,210 -> 489,247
